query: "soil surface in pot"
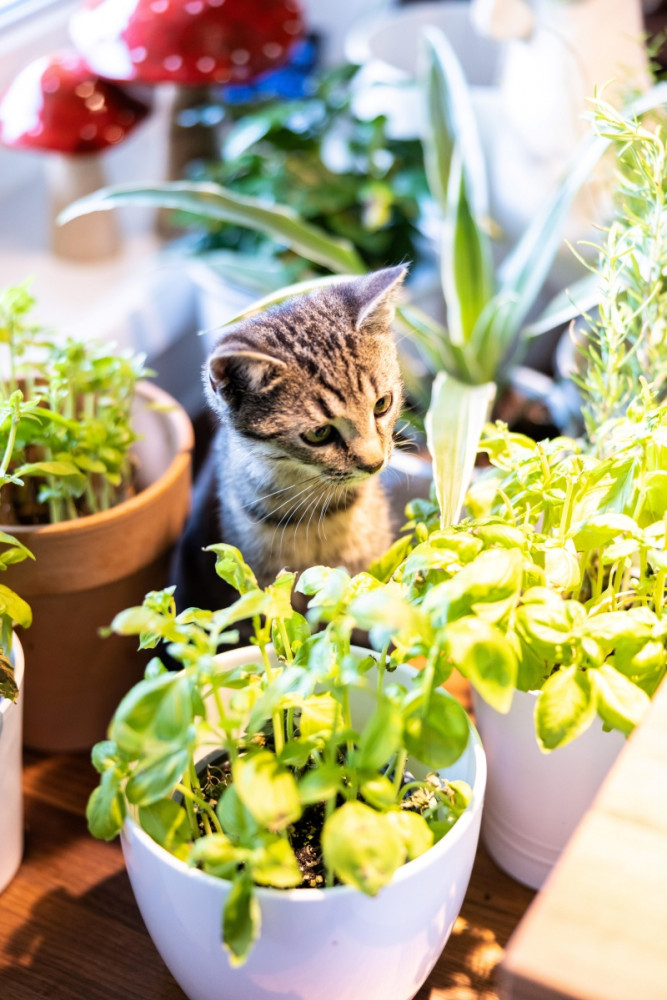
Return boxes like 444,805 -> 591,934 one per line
189,745 -> 442,890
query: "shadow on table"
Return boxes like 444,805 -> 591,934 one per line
1,872 -> 186,1000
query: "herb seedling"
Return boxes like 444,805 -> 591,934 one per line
87,545 -> 473,965
0,281 -> 150,524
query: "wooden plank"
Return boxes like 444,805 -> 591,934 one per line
500,679 -> 667,1000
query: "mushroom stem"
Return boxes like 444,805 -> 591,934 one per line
46,153 -> 122,262
166,82 -> 220,182
156,82 -> 221,238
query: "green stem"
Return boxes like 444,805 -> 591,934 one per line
594,554 -> 605,603
174,781 -> 223,836
0,412 -> 19,477
392,748 -> 409,798
376,642 -> 389,697
324,793 -> 336,889
178,769 -> 200,840
279,620 -> 293,662
655,569 -> 666,616
272,710 -> 285,756
421,647 -> 438,716
559,473 -> 576,541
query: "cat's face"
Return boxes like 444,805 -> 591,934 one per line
206,267 -> 406,486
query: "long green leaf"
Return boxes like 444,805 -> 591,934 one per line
421,26 -> 488,216
425,372 -> 496,529
468,291 -> 520,383
207,274 -> 358,330
395,303 -> 450,372
523,270 -> 602,338
498,81 -> 667,337
441,152 -> 493,353
60,182 -> 367,276
395,304 -> 479,383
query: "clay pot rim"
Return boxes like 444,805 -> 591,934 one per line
3,380 -> 194,541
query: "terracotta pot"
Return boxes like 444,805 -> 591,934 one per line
0,635 -> 25,892
4,382 -> 193,752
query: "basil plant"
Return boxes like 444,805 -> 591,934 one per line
87,544 -> 473,966
376,390 -> 667,754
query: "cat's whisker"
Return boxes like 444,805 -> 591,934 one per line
280,488 -> 326,558
259,477 -> 325,520
297,487 -> 326,544
238,474 -> 322,512
393,438 -> 420,453
272,482 -> 327,559
262,480 -> 320,561
304,483 -> 325,544
317,482 -> 343,542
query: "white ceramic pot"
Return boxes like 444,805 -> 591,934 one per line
121,649 -> 486,1000
0,635 -> 25,893
472,687 -> 626,891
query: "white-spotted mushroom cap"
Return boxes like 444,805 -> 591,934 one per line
0,51 -> 150,154
69,0 -> 305,86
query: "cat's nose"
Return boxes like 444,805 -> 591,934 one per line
357,458 -> 385,475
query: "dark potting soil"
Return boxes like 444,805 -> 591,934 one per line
198,754 -> 330,888
194,750 -> 424,890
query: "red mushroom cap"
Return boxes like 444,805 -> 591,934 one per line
0,51 -> 150,155
69,0 -> 305,86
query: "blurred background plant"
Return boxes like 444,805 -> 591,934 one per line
553,99 -> 667,435
178,62 -> 429,295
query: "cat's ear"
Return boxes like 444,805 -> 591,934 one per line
353,264 -> 408,334
208,336 -> 288,396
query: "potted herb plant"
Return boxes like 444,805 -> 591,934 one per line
374,101 -> 667,890
0,282 -> 194,752
87,544 -> 486,1000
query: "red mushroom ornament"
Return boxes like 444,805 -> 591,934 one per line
69,0 -> 306,183
0,52 -> 149,261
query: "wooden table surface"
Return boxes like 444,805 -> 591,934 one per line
0,744 -> 535,1000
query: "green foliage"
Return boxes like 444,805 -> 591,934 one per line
571,102 -> 667,435
88,546 -> 474,965
415,35 -> 667,390
187,63 -> 427,290
0,280 -> 152,700
0,281 -> 150,525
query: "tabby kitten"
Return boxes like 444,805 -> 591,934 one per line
171,265 -> 406,613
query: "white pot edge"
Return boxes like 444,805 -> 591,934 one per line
0,633 -> 25,894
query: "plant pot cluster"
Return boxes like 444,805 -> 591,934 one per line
3,12 -> 667,1000
11,380 -> 193,751
0,282 -> 193,900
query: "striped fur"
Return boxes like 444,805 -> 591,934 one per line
204,266 -> 406,586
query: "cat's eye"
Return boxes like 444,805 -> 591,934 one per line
301,424 -> 334,446
374,393 -> 393,415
